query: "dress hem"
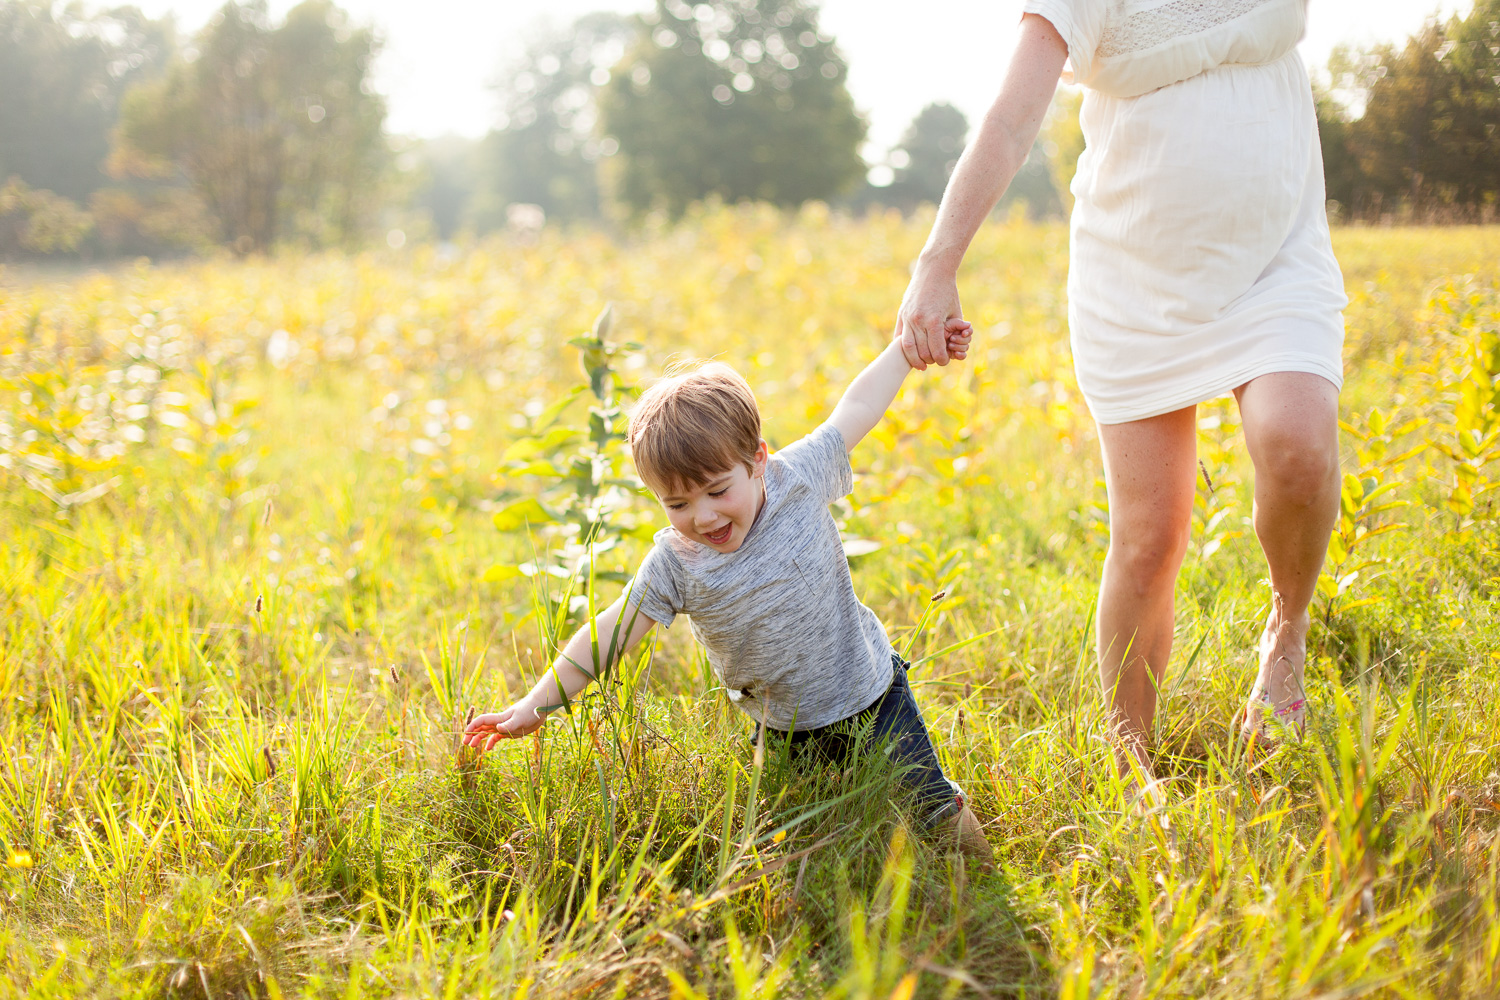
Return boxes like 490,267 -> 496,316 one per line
1087,351 -> 1343,425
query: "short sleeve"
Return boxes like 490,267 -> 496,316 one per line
773,422 -> 854,507
627,539 -> 684,629
1021,0 -> 1108,86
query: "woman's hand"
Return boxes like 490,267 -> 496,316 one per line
895,262 -> 964,370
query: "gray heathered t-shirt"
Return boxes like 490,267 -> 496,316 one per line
629,422 -> 894,731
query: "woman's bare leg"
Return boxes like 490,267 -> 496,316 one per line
1095,407 -> 1198,786
1233,372 -> 1341,731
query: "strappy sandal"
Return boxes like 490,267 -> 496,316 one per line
1239,602 -> 1309,754
1238,684 -> 1307,749
1239,658 -> 1308,756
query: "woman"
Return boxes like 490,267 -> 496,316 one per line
896,0 -> 1344,791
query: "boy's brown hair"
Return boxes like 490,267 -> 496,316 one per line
628,361 -> 762,493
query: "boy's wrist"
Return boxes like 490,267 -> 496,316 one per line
886,335 -> 917,369
518,690 -> 553,718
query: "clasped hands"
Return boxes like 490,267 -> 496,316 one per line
895,270 -> 970,370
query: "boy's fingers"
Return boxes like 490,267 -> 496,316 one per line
471,721 -> 530,751
458,708 -> 542,752
465,711 -> 510,734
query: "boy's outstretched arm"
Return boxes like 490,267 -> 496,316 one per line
828,319 -> 972,452
462,594 -> 659,751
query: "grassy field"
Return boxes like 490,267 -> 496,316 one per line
2,209 -> 1499,998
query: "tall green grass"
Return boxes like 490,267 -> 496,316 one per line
1,215 -> 1498,997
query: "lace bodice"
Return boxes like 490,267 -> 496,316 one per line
1022,0 -> 1306,98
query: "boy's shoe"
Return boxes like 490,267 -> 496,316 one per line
939,802 -> 993,863
922,780 -> 992,863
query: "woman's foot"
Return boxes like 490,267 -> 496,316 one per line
1108,718 -> 1159,800
1239,597 -> 1309,751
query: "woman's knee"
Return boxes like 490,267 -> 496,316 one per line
1254,427 -> 1339,505
1106,516 -> 1192,585
1238,372 -> 1341,505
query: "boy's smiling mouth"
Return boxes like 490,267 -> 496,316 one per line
703,523 -> 733,546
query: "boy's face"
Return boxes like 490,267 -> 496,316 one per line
653,441 -> 768,553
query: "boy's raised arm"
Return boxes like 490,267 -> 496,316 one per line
463,593 -> 659,751
828,321 -> 972,453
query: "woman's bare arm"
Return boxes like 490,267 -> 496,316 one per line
896,14 -> 1069,369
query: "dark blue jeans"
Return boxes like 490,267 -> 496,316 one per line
754,654 -> 964,828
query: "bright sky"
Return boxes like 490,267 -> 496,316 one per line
131,0 -> 1467,157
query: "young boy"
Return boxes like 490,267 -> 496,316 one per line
463,322 -> 989,857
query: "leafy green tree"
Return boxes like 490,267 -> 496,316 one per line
881,102 -> 967,213
0,2 -> 171,202
1312,66 -> 1362,214
1350,25 -> 1447,211
1320,3 -> 1500,217
0,178 -> 93,257
1421,1 -> 1500,206
113,0 -> 387,253
475,13 -> 634,227
600,0 -> 865,216
860,101 -> 1061,219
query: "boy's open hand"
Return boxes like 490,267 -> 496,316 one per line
462,703 -> 546,751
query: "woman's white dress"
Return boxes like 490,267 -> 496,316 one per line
1019,0 -> 1346,424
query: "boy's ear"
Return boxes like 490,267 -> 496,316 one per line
750,439 -> 769,478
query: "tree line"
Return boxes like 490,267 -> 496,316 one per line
3,0 -> 1497,260
1316,0 -> 1500,220
2,0 -> 384,257
443,0 -> 1058,232
0,0 -> 1059,258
